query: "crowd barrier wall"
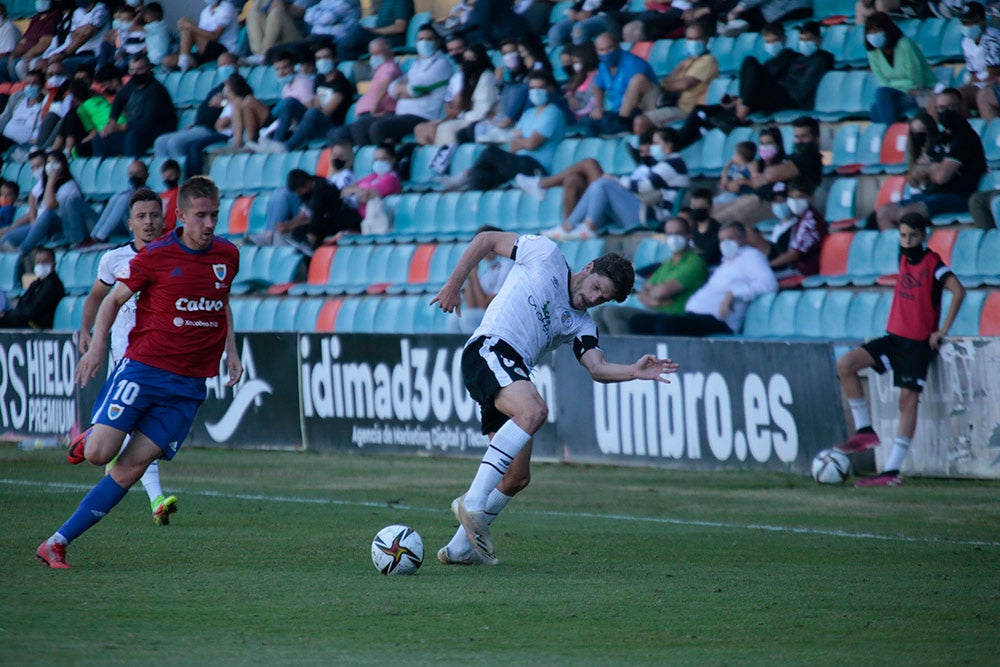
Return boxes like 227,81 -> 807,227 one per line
6,332 -> 999,479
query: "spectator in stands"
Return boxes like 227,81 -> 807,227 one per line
365,26 -> 454,146
548,0 -> 627,48
626,221 -> 777,335
41,1 -> 110,74
589,32 -> 657,136
140,2 -> 169,67
93,53 -> 175,157
542,127 -> 689,239
415,43 -> 499,147
968,186 -> 1000,230
460,38 -> 534,142
687,186 -> 722,267
951,2 -> 1000,119
87,159 -> 148,245
517,0 -> 555,43
153,52 -> 238,174
592,216 -> 709,334
338,142 -> 401,231
0,247 -> 64,330
260,45 -> 355,152
734,21 -> 831,121
0,149 -> 45,249
327,38 -> 402,147
749,179 -> 827,280
714,140 -> 758,206
835,211 -> 965,487
870,89 -> 987,230
465,0 -> 525,49
633,22 -> 718,134
721,0 -> 811,36
865,11 -> 937,124
0,3 -> 20,61
96,3 -> 139,71
713,117 -> 823,226
0,1 -> 60,83
245,0 -> 307,63
214,71 -> 274,154
621,0 -> 685,44
264,0 -> 359,65
442,70 -> 565,191
447,225 -> 515,334
0,180 -> 17,231
0,69 -> 47,155
336,0 -> 414,60
278,167 -> 349,254
161,0 -> 238,73
245,49 -> 318,151
562,42 -> 600,122
5,150 -> 96,257
158,158 -> 180,233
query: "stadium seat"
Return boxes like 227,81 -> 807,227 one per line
226,195 -> 254,237
927,228 -> 959,266
824,230 -> 878,287
354,145 -> 376,177
802,231 -> 854,287
260,154 -> 287,191
272,297 -> 301,332
830,123 -> 862,174
975,230 -> 1000,286
980,119 -> 1000,168
632,238 -> 669,272
551,138 -> 581,174
950,228 -> 985,281
740,293 -> 775,337
708,36 -> 737,75
791,289 -> 827,338
292,297 -> 325,331
247,195 -> 270,235
692,129 -> 728,178
407,145 -> 439,190
315,298 -> 344,332
766,291 -> 802,338
252,298 -> 281,331
315,147 -> 332,178
231,297 -> 259,332
861,122 -> 910,175
824,179 -> 858,227
630,41 -> 653,61
820,24 -> 850,62
351,296 -> 381,332
287,245 -> 336,294
812,71 -> 871,122
874,175 -> 907,208
845,291 -> 883,340
647,40 -> 677,79
980,290 -> 1000,335
474,189 -> 503,228
371,296 -> 405,333
449,143 -> 485,176
819,289 -> 853,339
943,289 -> 987,336
367,243 -> 417,293
840,24 -> 869,68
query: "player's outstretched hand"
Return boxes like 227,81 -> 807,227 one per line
429,283 -> 462,318
226,352 -> 244,388
633,355 -> 679,382
75,349 -> 103,388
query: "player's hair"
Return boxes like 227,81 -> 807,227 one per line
898,211 -> 928,235
129,187 -> 161,212
735,140 -> 757,163
178,176 -> 220,210
591,252 -> 635,303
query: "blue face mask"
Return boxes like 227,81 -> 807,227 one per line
369,54 -> 385,69
216,64 -> 235,81
962,25 -> 983,41
649,144 -> 667,162
685,40 -> 706,58
797,40 -> 818,57
598,49 -> 621,68
416,40 -> 437,58
24,84 -> 41,99
528,88 -> 549,107
866,31 -> 886,49
316,58 -> 334,75
763,41 -> 783,58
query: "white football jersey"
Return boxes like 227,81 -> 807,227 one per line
95,243 -> 140,361
472,235 -> 599,369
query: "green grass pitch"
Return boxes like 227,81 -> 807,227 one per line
3,446 -> 999,665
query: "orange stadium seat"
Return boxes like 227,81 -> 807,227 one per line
979,291 -> 1000,336
315,298 -> 344,332
228,195 -> 254,236
927,228 -> 959,266
315,147 -> 331,179
874,176 -> 907,208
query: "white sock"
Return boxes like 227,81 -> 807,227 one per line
447,488 -> 513,555
465,421 -> 531,511
140,460 -> 162,503
51,532 -> 68,545
849,397 -> 872,431
884,435 -> 911,472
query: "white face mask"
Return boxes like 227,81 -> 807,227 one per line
719,238 -> 741,260
34,263 -> 54,278
372,159 -> 392,176
787,197 -> 809,216
31,167 -> 43,181
45,162 -> 60,176
502,51 -> 521,71
665,234 -> 688,254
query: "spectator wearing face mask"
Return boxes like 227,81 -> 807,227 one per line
326,38 -> 402,147
86,159 -> 149,245
0,0 -> 60,84
0,180 -> 18,231
0,68 -> 47,154
40,0 -> 111,74
865,12 -> 936,124
748,179 -> 827,281
94,53 -> 176,157
0,247 -> 65,330
0,149 -> 46,250
869,89 -> 986,230
592,216 -> 709,335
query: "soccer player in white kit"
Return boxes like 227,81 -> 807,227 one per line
431,231 -> 679,564
75,188 -> 176,525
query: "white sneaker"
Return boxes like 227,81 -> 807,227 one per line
437,545 -> 499,566
564,226 -> 592,240
515,173 -> 546,201
248,136 -> 287,153
243,54 -> 265,66
451,494 -> 495,560
542,224 -> 568,240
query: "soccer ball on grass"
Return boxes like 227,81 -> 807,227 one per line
371,525 -> 424,575
811,448 -> 852,484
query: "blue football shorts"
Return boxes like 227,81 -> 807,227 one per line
91,359 -> 207,459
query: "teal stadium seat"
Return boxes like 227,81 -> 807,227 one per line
855,123 -> 888,173
354,145 -> 376,176
293,297 -> 325,331
980,119 -> 1000,168
371,297 -> 405,333
819,289 -> 853,339
449,143 -> 485,177
765,291 -> 802,338
242,153 -> 269,193
825,178 -> 858,224
950,228 -> 984,281
845,291 -> 882,340
791,289 -> 826,338
831,124 -> 862,174
407,145 -> 439,189
915,18 -> 946,64
252,298 -> 281,331
740,293 -> 776,337
840,24 -> 869,68
351,296 -> 381,332
551,138 -> 581,174
247,193 -> 270,235
273,297 -> 301,332
693,129 -> 729,178
708,36 -> 737,75
943,290 -> 988,336
975,230 -> 1000,286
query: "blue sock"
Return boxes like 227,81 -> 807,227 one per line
57,475 -> 129,544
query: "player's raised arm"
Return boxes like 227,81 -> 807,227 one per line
578,348 -> 679,384
75,282 -> 134,387
430,231 -> 518,316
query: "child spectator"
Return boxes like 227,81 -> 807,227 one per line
0,180 -> 17,231
141,3 -> 169,67
714,140 -> 758,205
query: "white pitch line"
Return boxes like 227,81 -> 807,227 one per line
4,478 -> 998,549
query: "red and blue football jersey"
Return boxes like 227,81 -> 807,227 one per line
121,229 -> 240,378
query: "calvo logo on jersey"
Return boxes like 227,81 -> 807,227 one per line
212,264 -> 227,281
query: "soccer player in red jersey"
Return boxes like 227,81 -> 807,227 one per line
36,177 -> 242,569
834,212 -> 965,487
